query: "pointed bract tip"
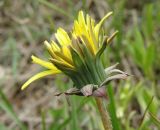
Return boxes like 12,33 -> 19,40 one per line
107,30 -> 119,44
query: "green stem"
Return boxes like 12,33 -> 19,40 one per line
95,98 -> 112,130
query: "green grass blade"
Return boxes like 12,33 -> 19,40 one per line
41,110 -> 46,130
107,84 -> 121,130
138,96 -> 154,130
38,0 -> 73,19
149,112 -> 160,129
70,96 -> 81,130
0,89 -> 27,130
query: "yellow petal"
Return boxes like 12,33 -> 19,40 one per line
50,58 -> 75,70
55,28 -> 71,46
94,12 -> 113,41
32,55 -> 58,70
73,21 -> 80,35
81,35 -> 95,54
86,14 -> 97,52
54,51 -> 73,65
50,40 -> 60,51
77,11 -> 89,37
78,11 -> 86,29
59,28 -> 71,43
44,40 -> 52,51
21,70 -> 60,90
62,46 -> 72,60
44,40 -> 56,58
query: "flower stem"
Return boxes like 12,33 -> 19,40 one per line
95,98 -> 112,130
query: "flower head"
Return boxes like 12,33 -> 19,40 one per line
21,11 -> 128,97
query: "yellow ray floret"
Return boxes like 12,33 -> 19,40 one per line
72,11 -> 113,55
21,70 -> 61,90
55,28 -> 71,46
50,40 -> 60,52
73,11 -> 97,54
32,55 -> 58,70
44,41 -> 57,58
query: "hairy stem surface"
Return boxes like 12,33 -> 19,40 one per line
95,98 -> 112,130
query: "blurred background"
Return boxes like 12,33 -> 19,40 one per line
0,0 -> 160,130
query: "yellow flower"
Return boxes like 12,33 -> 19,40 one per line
21,11 -> 120,91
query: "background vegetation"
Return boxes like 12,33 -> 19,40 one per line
0,0 -> 160,130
